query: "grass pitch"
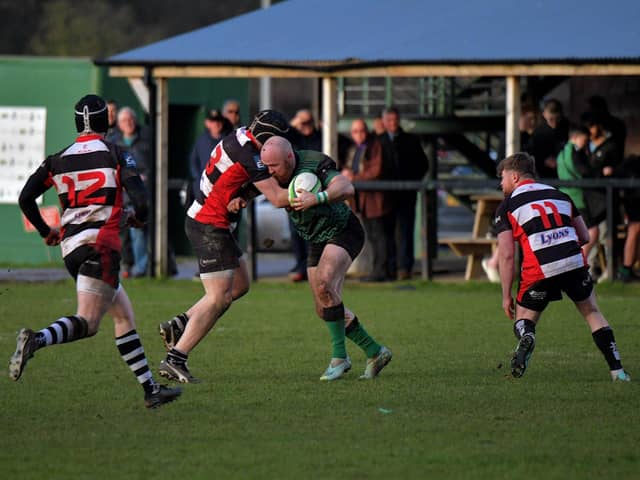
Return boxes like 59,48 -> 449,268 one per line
1,279 -> 638,479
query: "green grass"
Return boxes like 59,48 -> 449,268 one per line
1,279 -> 639,479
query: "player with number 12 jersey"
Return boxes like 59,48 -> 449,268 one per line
20,133 -> 144,262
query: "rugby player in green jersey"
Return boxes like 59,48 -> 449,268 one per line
246,136 -> 392,381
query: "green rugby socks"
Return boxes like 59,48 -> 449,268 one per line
322,303 -> 347,359
346,316 -> 381,358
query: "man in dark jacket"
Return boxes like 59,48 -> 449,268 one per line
189,108 -> 233,200
378,107 -> 428,280
529,98 -> 569,178
111,107 -> 153,277
587,95 -> 626,162
342,119 -> 395,281
581,111 -> 621,281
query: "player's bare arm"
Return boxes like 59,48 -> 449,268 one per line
253,177 -> 290,208
572,215 -> 590,246
291,174 -> 354,212
497,230 -> 515,319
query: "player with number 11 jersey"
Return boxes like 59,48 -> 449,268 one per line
495,152 -> 630,382
494,179 -> 586,295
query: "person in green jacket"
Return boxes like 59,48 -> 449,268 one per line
556,125 -> 597,258
557,126 -> 590,211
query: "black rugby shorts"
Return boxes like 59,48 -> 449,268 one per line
307,213 -> 365,268
185,217 -> 242,274
517,266 -> 593,312
64,244 -> 121,289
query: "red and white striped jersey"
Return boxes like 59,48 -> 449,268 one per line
495,180 -> 586,284
187,127 -> 270,229
22,134 -> 138,258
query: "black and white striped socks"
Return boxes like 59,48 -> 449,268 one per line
115,329 -> 155,394
34,315 -> 89,348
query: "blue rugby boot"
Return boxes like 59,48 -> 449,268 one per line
611,369 -> 631,382
320,357 -> 351,381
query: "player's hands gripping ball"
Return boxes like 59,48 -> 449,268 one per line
288,172 -> 324,211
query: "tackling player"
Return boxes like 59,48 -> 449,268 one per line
9,94 -> 182,408
254,135 -> 392,381
156,110 -> 292,383
495,152 -> 630,381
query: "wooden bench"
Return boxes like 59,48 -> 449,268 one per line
439,193 -> 503,280
439,237 -> 498,280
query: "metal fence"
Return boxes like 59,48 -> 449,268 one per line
248,177 -> 640,282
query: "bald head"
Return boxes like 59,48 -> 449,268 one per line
262,136 -> 294,163
261,136 -> 296,185
350,118 -> 368,145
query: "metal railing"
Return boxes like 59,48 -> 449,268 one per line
248,177 -> 640,282
339,77 -> 507,118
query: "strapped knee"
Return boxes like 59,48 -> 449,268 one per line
322,303 -> 344,322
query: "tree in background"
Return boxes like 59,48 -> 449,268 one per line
0,0 -> 263,57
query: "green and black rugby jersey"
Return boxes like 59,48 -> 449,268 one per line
287,150 -> 351,242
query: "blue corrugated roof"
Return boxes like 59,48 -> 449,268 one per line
104,0 -> 640,68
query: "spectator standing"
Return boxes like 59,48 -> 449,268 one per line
342,119 -> 394,282
104,99 -> 132,272
222,99 -> 242,128
529,98 -> 569,178
556,125 -> 599,271
585,95 -> 628,279
105,99 -> 119,142
497,102 -> 538,160
292,109 -> 322,151
587,95 -> 626,161
189,108 -> 233,201
378,107 -> 429,280
111,107 -> 152,277
610,154 -> 640,282
557,125 -> 592,222
287,108 -> 323,281
372,116 -> 385,136
581,111 -> 621,281
519,104 -> 538,153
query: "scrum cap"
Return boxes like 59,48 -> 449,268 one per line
74,94 -> 108,134
248,109 -> 290,143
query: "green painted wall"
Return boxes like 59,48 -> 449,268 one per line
0,56 -> 249,264
0,56 -> 94,264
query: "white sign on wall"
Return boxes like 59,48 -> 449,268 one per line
0,106 -> 47,204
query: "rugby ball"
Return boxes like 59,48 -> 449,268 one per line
288,172 -> 321,201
